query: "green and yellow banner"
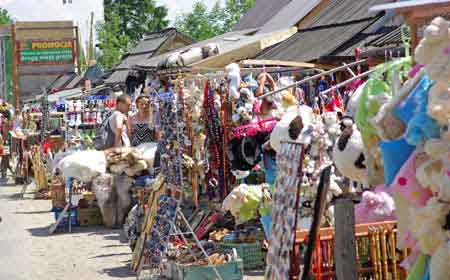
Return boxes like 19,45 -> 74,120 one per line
17,39 -> 75,65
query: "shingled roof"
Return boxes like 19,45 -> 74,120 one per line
104,28 -> 194,85
255,0 -> 402,63
233,0 -> 322,33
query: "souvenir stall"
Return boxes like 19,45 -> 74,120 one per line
127,54 -> 376,280
344,17 -> 449,280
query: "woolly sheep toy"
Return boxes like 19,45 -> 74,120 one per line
415,17 -> 450,126
332,117 -> 368,184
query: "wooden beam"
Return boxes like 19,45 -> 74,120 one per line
11,24 -> 19,109
334,193 -> 359,280
239,59 -> 317,68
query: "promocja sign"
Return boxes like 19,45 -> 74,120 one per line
17,39 -> 75,65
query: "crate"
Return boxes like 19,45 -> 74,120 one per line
218,242 -> 264,270
169,259 -> 244,280
78,207 -> 102,226
53,207 -> 79,228
50,181 -> 65,210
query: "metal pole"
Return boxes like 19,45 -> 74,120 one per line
318,69 -> 375,95
258,59 -> 368,99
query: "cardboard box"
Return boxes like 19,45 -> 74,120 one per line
78,207 -> 102,226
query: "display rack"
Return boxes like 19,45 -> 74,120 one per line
136,77 -> 224,280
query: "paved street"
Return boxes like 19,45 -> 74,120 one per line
0,180 -> 136,280
0,180 -> 263,280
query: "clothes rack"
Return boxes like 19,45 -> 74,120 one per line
258,59 -> 368,99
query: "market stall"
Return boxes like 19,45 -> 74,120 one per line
19,15 -> 448,280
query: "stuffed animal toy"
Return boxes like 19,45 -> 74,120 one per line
410,197 -> 449,255
226,63 -> 241,100
416,155 -> 450,203
355,186 -> 396,224
371,70 -> 426,141
392,193 -> 419,250
390,150 -> 433,207
221,183 -> 271,224
379,137 -> 416,186
332,119 -> 368,184
415,17 -> 450,126
322,111 -> 341,143
356,79 -> 392,185
429,231 -> 450,280
269,105 -> 313,153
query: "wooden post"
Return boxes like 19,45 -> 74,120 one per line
301,166 -> 331,280
75,26 -> 81,75
11,23 -> 19,110
333,189 -> 360,280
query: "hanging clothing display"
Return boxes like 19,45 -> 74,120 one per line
266,142 -> 304,280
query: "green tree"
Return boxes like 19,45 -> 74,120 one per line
96,11 -> 130,69
175,0 -> 255,41
0,8 -> 12,25
175,2 -> 216,41
104,0 -> 169,44
222,0 -> 255,31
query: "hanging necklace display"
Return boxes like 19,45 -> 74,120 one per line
203,81 -> 226,198
265,141 -> 305,280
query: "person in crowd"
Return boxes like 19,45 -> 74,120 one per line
127,95 -> 161,146
110,94 -> 132,147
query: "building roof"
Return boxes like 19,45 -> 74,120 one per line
136,28 -> 296,69
257,19 -> 377,62
137,28 -> 259,68
370,0 -> 450,12
233,0 -> 292,31
233,0 -> 322,33
301,0 -> 392,29
258,0 -> 322,33
255,0 -> 401,63
105,28 -> 194,85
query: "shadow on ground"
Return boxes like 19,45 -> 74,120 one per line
0,192 -> 23,201
15,210 -> 51,214
91,252 -> 131,259
26,225 -> 127,240
245,270 -> 265,276
103,264 -> 136,278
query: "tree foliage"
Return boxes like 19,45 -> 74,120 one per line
175,0 -> 255,41
103,0 -> 169,44
96,11 -> 130,69
0,8 -> 12,25
97,0 -> 169,69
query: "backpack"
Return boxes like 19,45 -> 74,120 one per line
94,110 -> 116,150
